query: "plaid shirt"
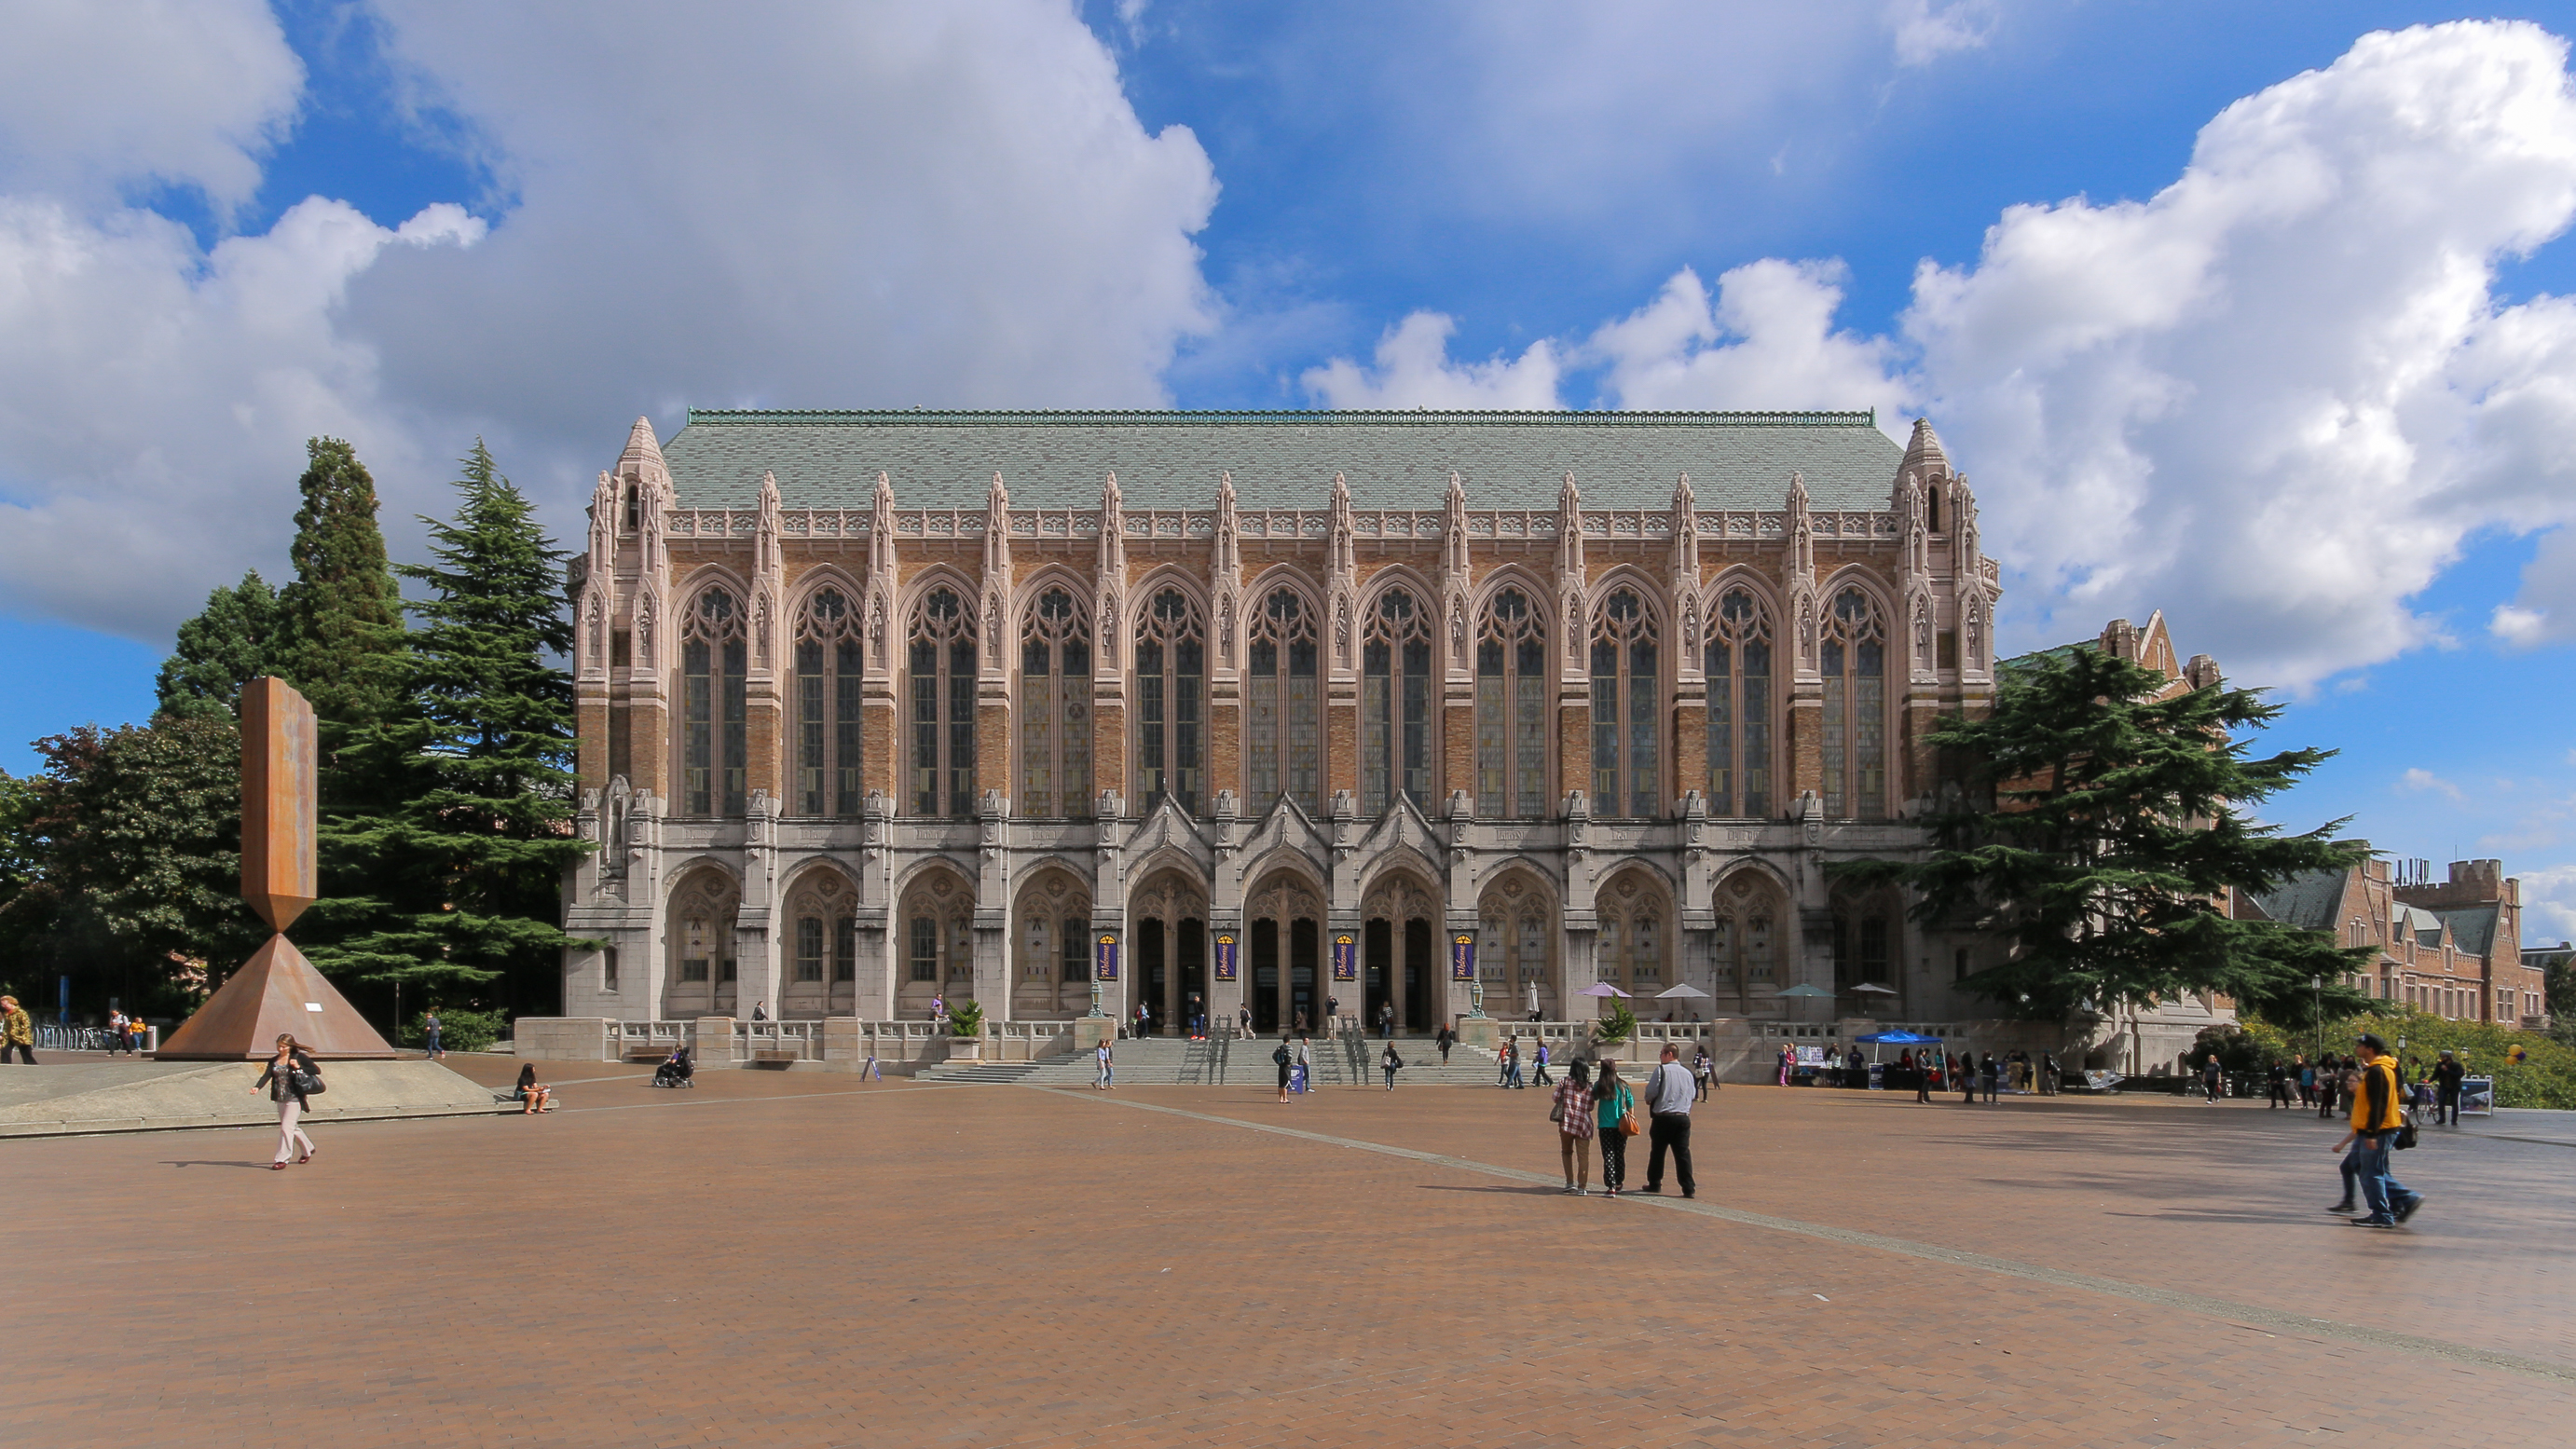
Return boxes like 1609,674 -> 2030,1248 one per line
1553,1082 -> 1596,1139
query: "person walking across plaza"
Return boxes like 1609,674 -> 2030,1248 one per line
2267,1058 -> 2289,1109
1530,1039 -> 1553,1087
0,995 -> 34,1064
1274,1037 -> 1294,1103
2341,1032 -> 2424,1229
2040,1051 -> 2061,1096
2432,1049 -> 2466,1127
1095,1038 -> 1114,1090
1956,1051 -> 1976,1105
1436,1024 -> 1454,1065
1378,1001 -> 1395,1040
1638,1045 -> 1697,1198
1693,1047 -> 1714,1101
1381,1041 -> 1403,1090
423,1009 -> 444,1059
1504,1039 -> 1526,1090
1594,1059 -> 1635,1197
1980,1052 -> 2001,1103
1239,1005 -> 1254,1039
2201,1052 -> 2224,1104
252,1032 -> 320,1169
1552,1059 -> 1596,1195
1914,1052 -> 1934,1103
106,1009 -> 129,1055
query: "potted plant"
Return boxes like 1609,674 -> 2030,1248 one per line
948,1000 -> 986,1060
1595,1002 -> 1637,1056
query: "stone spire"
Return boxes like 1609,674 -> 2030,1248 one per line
616,415 -> 668,485
1555,472 -> 1585,671
1899,417 -> 1950,481
1213,471 -> 1242,670
1787,472 -> 1816,677
1442,471 -> 1472,671
1095,472 -> 1125,678
865,471 -> 897,672
750,471 -> 784,674
981,472 -> 1011,678
1669,472 -> 1699,581
1326,472 -> 1357,671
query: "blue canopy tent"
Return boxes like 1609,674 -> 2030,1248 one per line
1853,1029 -> 1943,1063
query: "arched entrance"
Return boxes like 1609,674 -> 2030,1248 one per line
1595,867 -> 1672,1018
1361,873 -> 1441,1033
1713,868 -> 1788,1018
1131,869 -> 1208,1036
897,867 -> 977,1019
1476,869 -> 1557,1020
1012,868 -> 1092,1019
663,867 -> 740,1019
1247,871 -> 1323,1035
779,867 -> 858,1019
1830,880 -> 1903,1018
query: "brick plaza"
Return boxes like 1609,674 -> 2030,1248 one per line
22,1069 -> 2576,1446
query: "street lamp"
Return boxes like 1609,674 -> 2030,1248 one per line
2311,974 -> 2323,1059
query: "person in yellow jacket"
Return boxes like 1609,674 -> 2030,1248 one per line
2331,1032 -> 2423,1229
0,995 -> 34,1065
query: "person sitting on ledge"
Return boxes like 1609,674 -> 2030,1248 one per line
514,1062 -> 555,1114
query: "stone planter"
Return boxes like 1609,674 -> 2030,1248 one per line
946,1033 -> 983,1061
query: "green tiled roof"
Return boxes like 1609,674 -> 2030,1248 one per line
2432,905 -> 2500,958
658,408 -> 1903,513
2251,868 -> 2350,932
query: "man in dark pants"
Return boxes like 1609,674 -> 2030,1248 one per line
1638,1045 -> 1697,1199
2432,1049 -> 2466,1126
2344,1032 -> 2424,1229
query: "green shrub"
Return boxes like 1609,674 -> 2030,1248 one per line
949,999 -> 986,1038
2241,1009 -> 2576,1109
1595,1001 -> 1637,1046
398,1007 -> 506,1054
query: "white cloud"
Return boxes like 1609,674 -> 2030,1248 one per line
1888,0 -> 1998,68
0,0 -> 301,213
2515,863 -> 2576,945
1585,261 -> 1915,419
0,0 -> 1219,640
1300,312 -> 1562,409
2398,768 -> 2467,803
0,197 -> 482,635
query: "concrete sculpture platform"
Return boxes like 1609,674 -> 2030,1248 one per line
0,1059 -> 504,1138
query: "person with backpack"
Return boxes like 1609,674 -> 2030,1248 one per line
1593,1059 -> 1635,1198
1274,1036 -> 1293,1103
1692,1047 -> 1714,1101
251,1032 -> 322,1169
2340,1032 -> 2424,1229
1381,1041 -> 1403,1090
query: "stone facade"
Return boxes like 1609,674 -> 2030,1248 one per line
558,407 -> 2021,1039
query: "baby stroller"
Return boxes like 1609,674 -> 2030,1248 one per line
651,1048 -> 695,1088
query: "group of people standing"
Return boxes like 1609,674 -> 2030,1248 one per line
1546,1045 -> 1699,1198
2273,1049 -> 2469,1127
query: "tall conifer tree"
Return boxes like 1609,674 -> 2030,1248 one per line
155,571 -> 284,721
319,442 -> 591,1007
278,436 -> 406,731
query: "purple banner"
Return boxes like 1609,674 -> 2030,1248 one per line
1213,933 -> 1239,982
1451,934 -> 1476,982
1332,933 -> 1357,983
1095,934 -> 1119,982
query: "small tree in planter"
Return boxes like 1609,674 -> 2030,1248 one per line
1595,1002 -> 1637,1050
948,999 -> 986,1059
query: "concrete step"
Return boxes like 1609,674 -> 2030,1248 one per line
917,1033 -> 1527,1088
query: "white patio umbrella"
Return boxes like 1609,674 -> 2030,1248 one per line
1852,982 -> 1899,995
1578,982 -> 1631,998
1655,983 -> 1711,999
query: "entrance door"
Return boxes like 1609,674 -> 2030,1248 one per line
1363,919 -> 1393,1032
1138,918 -> 1167,1035
1290,918 -> 1319,1033
1178,918 -> 1207,1033
1253,920 -> 1281,1033
1404,918 -> 1432,1032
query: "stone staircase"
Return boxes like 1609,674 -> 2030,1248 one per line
915,1031 -> 1520,1089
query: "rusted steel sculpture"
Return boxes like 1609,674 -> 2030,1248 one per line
156,678 -> 397,1060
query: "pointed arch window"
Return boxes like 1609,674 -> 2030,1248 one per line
1705,587 -> 1773,819
681,587 -> 747,816
1362,588 -> 1434,814
1589,588 -> 1660,818
1246,587 -> 1320,814
909,586 -> 977,818
1596,873 -> 1667,1000
1019,587 -> 1092,818
793,587 -> 863,817
1474,587 -> 1548,819
1821,587 -> 1886,821
1134,587 -> 1205,814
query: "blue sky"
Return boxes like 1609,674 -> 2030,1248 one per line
3,0 -> 2573,934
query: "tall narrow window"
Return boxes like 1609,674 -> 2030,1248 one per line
1597,873 -> 1668,999
1362,588 -> 1434,813
1820,587 -> 1886,820
795,916 -> 825,982
1589,589 -> 1660,818
908,586 -> 977,817
680,587 -> 747,816
1019,587 -> 1092,817
1134,588 -> 1205,813
1705,588 -> 1772,818
1474,588 -> 1548,819
794,587 -> 863,816
1246,587 -> 1320,814
909,917 -> 938,981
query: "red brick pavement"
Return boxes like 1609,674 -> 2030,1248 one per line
15,1072 -> 2570,1447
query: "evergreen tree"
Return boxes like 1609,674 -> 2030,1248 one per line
155,570 -> 285,721
1839,645 -> 2377,1028
316,442 -> 591,1007
277,436 -> 406,730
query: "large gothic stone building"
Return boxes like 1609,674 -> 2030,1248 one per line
561,407 -> 2027,1046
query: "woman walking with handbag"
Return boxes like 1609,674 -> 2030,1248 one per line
1552,1059 -> 1596,1195
1594,1059 -> 1636,1198
251,1032 -> 322,1169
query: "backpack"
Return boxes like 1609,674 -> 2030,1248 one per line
1272,1046 -> 1291,1068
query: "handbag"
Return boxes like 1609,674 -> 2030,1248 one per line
290,1067 -> 325,1097
1547,1097 -> 1565,1125
1617,1090 -> 1641,1137
2392,1108 -> 2418,1151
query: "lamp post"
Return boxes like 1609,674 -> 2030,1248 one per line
2311,974 -> 2322,1060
